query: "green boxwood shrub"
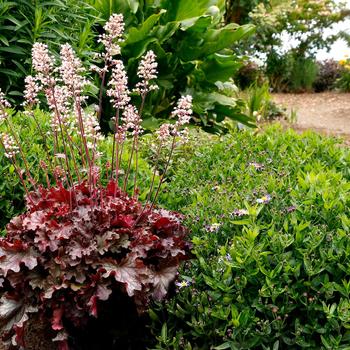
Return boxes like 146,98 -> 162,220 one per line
150,125 -> 350,350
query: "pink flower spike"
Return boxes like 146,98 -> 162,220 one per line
23,76 -> 41,107
122,104 -> 143,136
31,43 -> 55,86
98,14 -> 125,65
59,44 -> 88,96
104,14 -> 125,39
0,88 -> 11,124
1,133 -> 19,158
173,95 -> 193,126
135,50 -> 158,95
156,123 -> 172,142
82,111 -> 103,150
115,126 -> 126,144
107,60 -> 130,109
46,85 -> 71,132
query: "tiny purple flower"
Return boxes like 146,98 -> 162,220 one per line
175,280 -> 191,289
205,223 -> 221,233
249,162 -> 264,171
287,206 -> 296,213
256,194 -> 271,204
232,209 -> 249,217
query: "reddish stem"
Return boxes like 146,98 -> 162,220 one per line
74,96 -> 93,188
146,142 -> 162,203
97,70 -> 107,121
123,137 -> 135,193
110,108 -> 119,181
28,108 -> 54,176
50,88 -> 74,191
12,157 -> 35,207
5,118 -> 37,189
150,135 -> 176,210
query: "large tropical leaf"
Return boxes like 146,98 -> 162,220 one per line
177,23 -> 255,61
162,0 -> 225,21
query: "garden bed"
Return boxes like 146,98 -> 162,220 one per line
1,123 -> 349,349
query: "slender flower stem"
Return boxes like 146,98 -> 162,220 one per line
11,156 -> 35,207
115,110 -> 120,185
110,108 -> 119,180
61,123 -> 82,183
42,165 -> 51,188
133,141 -> 162,227
5,118 -> 37,189
124,94 -> 146,196
123,137 -> 135,193
65,130 -> 86,172
146,142 -> 162,203
50,88 -> 74,189
74,97 -> 93,188
118,141 -> 124,181
133,134 -> 139,197
150,135 -> 176,210
133,94 -> 146,198
97,70 -> 107,121
28,109 -> 54,174
52,130 -> 58,160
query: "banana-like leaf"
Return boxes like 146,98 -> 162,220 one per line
162,0 -> 224,22
178,23 -> 255,61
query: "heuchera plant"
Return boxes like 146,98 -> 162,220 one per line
0,14 -> 192,350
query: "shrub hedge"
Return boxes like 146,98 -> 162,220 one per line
150,125 -> 350,350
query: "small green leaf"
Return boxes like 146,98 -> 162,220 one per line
213,342 -> 232,350
161,323 -> 167,342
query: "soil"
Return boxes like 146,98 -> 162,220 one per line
272,92 -> 350,140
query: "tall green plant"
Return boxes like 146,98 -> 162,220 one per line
266,53 -> 319,92
290,58 -> 319,92
246,82 -> 270,119
88,0 -> 256,132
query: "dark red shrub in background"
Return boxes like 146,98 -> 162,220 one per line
314,59 -> 344,92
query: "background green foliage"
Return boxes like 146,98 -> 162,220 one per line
289,57 -> 319,92
1,0 -> 350,347
149,125 -> 350,349
87,0 -> 255,132
0,0 -> 256,132
238,0 -> 347,92
336,58 -> 350,92
0,0 -> 95,101
224,0 -> 271,25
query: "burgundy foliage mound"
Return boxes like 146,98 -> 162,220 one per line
0,181 -> 188,349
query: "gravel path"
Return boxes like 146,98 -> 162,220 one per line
272,92 -> 350,139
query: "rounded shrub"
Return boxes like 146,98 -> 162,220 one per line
314,59 -> 343,92
150,126 -> 350,350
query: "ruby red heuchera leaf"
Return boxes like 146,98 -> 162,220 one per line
0,181 -> 189,349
